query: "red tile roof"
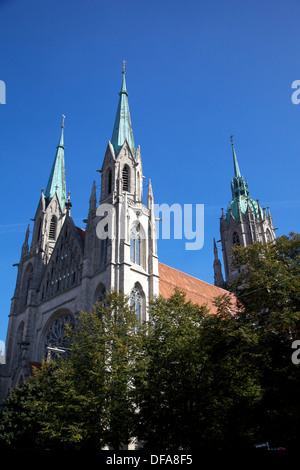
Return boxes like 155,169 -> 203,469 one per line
158,262 -> 235,314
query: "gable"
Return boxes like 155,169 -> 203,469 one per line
115,139 -> 136,164
101,141 -> 116,172
38,217 -> 84,302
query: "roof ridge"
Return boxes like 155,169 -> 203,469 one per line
158,261 -> 228,293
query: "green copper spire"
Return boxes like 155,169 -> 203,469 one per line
226,136 -> 263,224
111,64 -> 136,157
45,116 -> 67,209
229,136 -> 249,200
230,135 -> 241,178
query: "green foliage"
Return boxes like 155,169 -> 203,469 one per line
0,374 -> 41,450
230,232 -> 300,334
137,290 -> 262,451
229,233 -> 300,450
0,291 -> 147,451
1,235 -> 300,452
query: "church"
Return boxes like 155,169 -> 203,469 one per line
0,69 -> 276,402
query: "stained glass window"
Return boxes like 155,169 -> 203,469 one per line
130,225 -> 141,265
130,286 -> 141,323
44,313 -> 74,360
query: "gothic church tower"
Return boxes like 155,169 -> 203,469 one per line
83,67 -> 159,317
0,70 -> 159,402
214,137 -> 276,287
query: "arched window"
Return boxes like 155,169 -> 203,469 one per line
122,165 -> 129,192
107,169 -> 112,195
130,225 -> 141,265
20,263 -> 33,310
15,322 -> 24,365
49,216 -> 57,240
137,172 -> 140,199
232,231 -> 240,245
266,229 -> 272,242
94,283 -> 106,306
130,286 -> 141,323
43,312 -> 74,361
100,224 -> 108,266
37,218 -> 42,241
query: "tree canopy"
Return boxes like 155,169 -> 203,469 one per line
1,233 -> 299,452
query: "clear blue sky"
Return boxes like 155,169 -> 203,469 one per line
1,0 -> 300,343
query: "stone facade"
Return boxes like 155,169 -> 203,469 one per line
0,71 -> 159,402
0,73 -> 276,404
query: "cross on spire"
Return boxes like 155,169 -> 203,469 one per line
123,60 -> 127,72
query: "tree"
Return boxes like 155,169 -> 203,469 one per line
229,233 -> 300,451
0,364 -> 53,451
230,232 -> 300,334
41,290 -> 147,450
0,291 -> 148,451
136,290 -> 262,451
2,233 -> 299,452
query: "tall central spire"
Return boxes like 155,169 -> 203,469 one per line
45,116 -> 67,209
111,65 -> 135,157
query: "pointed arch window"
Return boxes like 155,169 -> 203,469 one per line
137,172 -> 140,200
266,229 -> 272,242
107,169 -> 112,195
37,218 -> 42,241
21,263 -> 33,310
130,225 -> 141,265
94,283 -> 106,306
15,322 -> 24,365
49,216 -> 57,240
122,165 -> 129,192
130,286 -> 141,324
232,231 -> 240,245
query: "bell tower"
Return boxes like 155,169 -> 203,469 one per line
83,65 -> 159,320
215,137 -> 276,286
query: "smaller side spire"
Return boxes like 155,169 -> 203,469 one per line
213,238 -> 225,288
147,178 -> 153,207
89,181 -> 97,215
147,178 -> 155,222
65,191 -> 72,216
21,224 -> 30,257
213,237 -> 218,260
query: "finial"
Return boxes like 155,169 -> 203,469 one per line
65,191 -> 72,214
230,135 -> 234,147
62,114 -> 66,127
123,60 -> 127,73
